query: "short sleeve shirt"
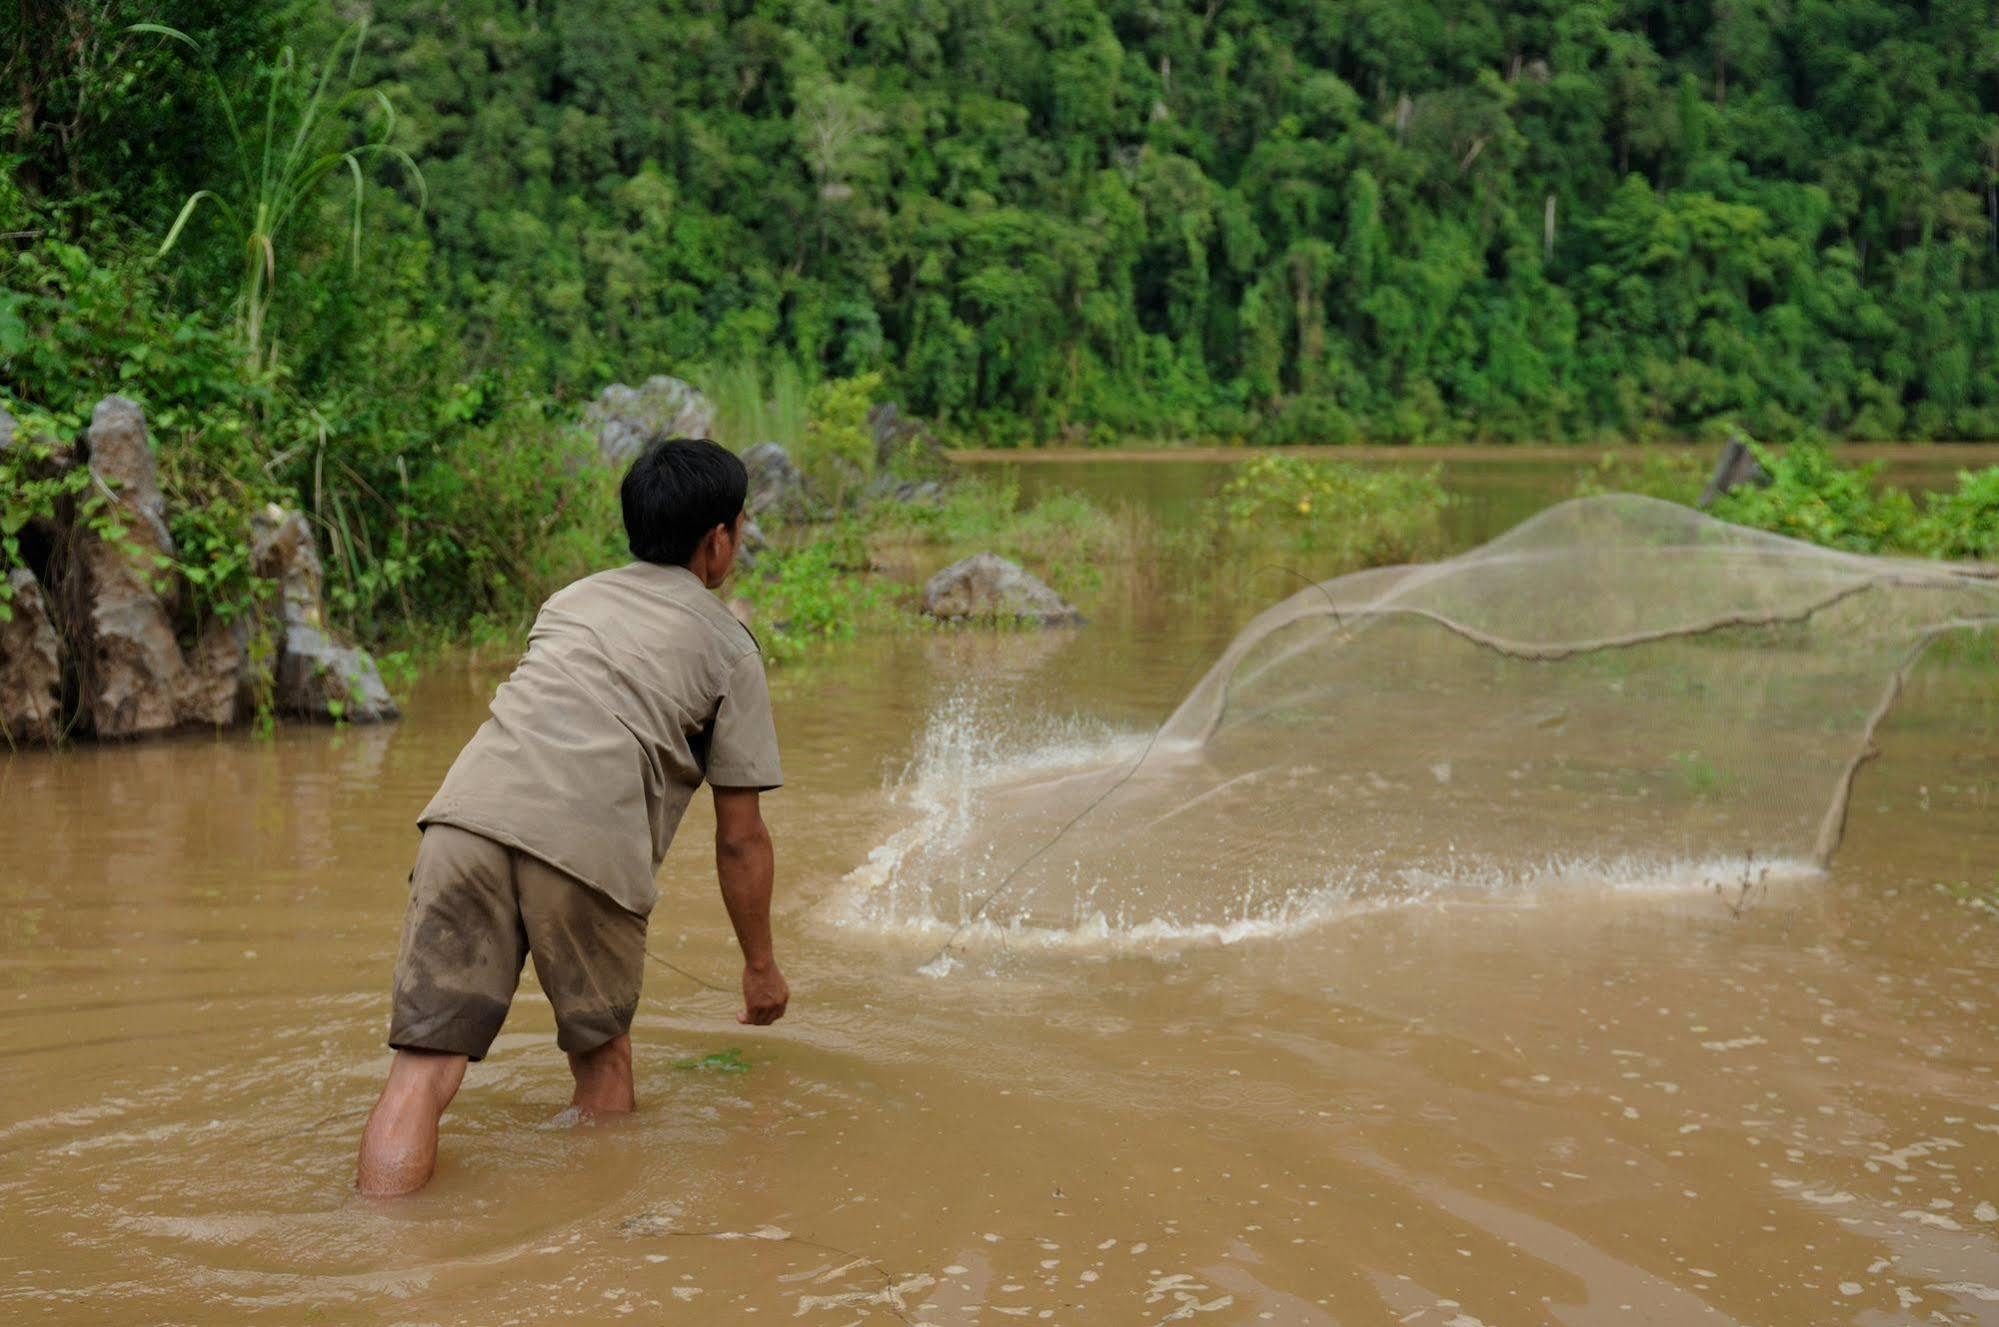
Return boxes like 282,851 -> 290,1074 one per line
418,562 -> 782,915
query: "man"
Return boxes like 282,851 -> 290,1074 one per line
356,438 -> 787,1197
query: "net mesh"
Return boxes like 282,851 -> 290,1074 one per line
844,496 -> 1999,948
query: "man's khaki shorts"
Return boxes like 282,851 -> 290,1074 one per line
388,824 -> 647,1060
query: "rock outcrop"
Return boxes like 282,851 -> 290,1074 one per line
921,553 -> 1082,627
742,442 -> 816,522
1697,434 -> 1772,509
867,401 -> 945,475
1,568 -> 64,746
0,397 -> 397,746
586,376 -> 717,465
252,506 -> 397,723
68,395 -> 188,738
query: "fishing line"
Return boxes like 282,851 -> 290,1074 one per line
916,562 -> 1344,975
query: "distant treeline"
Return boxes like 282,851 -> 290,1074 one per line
8,0 -> 1999,444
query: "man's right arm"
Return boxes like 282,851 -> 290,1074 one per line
713,787 -> 788,1026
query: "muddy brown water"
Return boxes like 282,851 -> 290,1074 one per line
5,464 -> 1999,1325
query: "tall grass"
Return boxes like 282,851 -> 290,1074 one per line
700,358 -> 808,452
132,19 -> 425,372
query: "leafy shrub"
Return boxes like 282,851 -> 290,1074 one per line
1912,468 -> 1999,562
1572,450 -> 1708,503
1208,455 -> 1448,566
1707,443 -> 1917,553
729,538 -> 890,664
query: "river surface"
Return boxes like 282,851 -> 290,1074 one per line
5,460 -> 1999,1325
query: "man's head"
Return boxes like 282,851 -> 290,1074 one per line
621,438 -> 749,588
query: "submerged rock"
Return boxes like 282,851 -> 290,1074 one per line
69,396 -> 186,738
1697,434 -> 1771,509
742,442 -> 815,522
1,568 -> 65,746
586,376 -> 717,465
252,506 -> 397,724
921,553 -> 1081,627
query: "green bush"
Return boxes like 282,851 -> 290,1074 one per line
1912,468 -> 1999,562
1706,442 -> 1999,562
1208,455 -> 1448,566
1707,443 -> 1918,553
729,537 -> 890,664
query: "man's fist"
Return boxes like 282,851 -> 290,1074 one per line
738,962 -> 789,1026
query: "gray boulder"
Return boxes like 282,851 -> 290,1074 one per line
868,401 -> 945,475
742,442 -> 815,522
252,505 -> 397,724
586,375 -> 716,465
275,623 -> 396,723
251,506 -> 327,627
1697,433 -> 1772,509
175,616 -> 253,728
68,396 -> 186,738
1,568 -> 65,746
85,395 -> 177,583
921,553 -> 1081,627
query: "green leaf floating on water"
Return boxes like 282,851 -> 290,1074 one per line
671,1047 -> 751,1074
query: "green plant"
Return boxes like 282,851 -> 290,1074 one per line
1209,456 -> 1448,566
132,19 -> 425,370
671,1047 -> 751,1074
730,538 -> 889,663
1671,750 -> 1725,797
0,406 -> 157,620
1708,442 -> 1917,553
1573,450 -> 1708,503
794,371 -> 883,505
1912,467 -> 1999,562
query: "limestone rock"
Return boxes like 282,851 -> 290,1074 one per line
275,623 -> 396,723
921,553 -> 1081,627
1697,434 -> 1772,509
86,395 -> 177,575
742,442 -> 815,522
176,616 -> 253,727
251,506 -> 326,628
586,376 -> 716,465
736,517 -> 767,571
69,396 -> 185,738
1,569 -> 65,746
252,504 -> 397,724
867,401 -> 945,475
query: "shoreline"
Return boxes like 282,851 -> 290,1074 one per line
949,441 -> 1999,465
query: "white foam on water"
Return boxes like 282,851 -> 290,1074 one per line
818,697 -> 1824,965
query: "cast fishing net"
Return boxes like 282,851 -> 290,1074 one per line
835,496 -> 1999,952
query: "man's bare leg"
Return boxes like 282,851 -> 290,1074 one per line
568,1033 -> 635,1114
356,1050 -> 469,1196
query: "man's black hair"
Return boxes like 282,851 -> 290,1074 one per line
621,437 -> 748,566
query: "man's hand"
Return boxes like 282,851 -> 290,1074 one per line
715,787 -> 788,1028
739,961 -> 789,1026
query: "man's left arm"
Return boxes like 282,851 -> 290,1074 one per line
707,646 -> 787,1026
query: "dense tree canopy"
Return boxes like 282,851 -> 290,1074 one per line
7,0 -> 1999,442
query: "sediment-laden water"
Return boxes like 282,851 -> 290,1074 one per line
5,471 -> 1998,1325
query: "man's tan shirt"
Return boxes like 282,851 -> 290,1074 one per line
420,561 -> 782,915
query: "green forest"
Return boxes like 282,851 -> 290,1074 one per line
5,0 -> 1999,645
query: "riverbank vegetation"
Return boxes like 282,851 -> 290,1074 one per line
5,3 -> 1999,664
1578,444 -> 1999,561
